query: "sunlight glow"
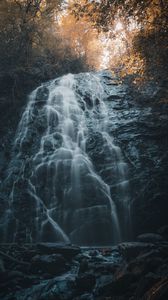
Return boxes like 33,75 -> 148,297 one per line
100,48 -> 110,69
115,21 -> 123,31
98,17 -> 139,70
99,30 -> 126,70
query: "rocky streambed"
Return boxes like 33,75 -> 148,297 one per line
1,231 -> 168,300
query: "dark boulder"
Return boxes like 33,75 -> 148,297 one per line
76,274 -> 96,293
31,254 -> 66,275
145,277 -> 168,300
96,272 -> 138,297
35,86 -> 49,103
137,233 -> 164,243
37,243 -> 81,259
118,242 -> 154,260
5,275 -> 76,300
135,272 -> 161,297
158,226 -> 168,240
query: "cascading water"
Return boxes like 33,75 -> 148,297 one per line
2,72 -> 130,245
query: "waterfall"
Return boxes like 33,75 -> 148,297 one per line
3,72 -> 130,245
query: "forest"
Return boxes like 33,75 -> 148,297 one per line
1,0 -> 167,87
0,1 -> 168,300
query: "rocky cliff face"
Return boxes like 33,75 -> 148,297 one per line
95,72 -> 168,237
0,70 -> 168,244
105,78 -> 168,236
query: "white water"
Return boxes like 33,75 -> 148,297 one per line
11,72 -> 130,245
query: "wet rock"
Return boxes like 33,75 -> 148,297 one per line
53,133 -> 63,148
21,131 -> 35,151
0,270 -> 37,296
31,254 -> 67,275
137,233 -> 164,243
43,139 -> 55,152
135,272 -> 160,297
0,194 -> 9,220
36,86 -> 49,103
145,277 -> 168,300
74,293 -> 94,300
118,242 -> 154,260
34,109 -> 48,132
84,94 -> 94,109
22,249 -> 38,261
96,274 -> 114,290
158,226 -> 168,240
79,258 -> 89,273
76,274 -> 96,293
5,275 -> 76,300
40,219 -> 70,243
125,249 -> 163,276
96,272 -> 138,297
11,178 -> 39,242
37,243 -> 81,259
0,258 -> 5,273
43,134 -> 63,153
1,242 -> 168,300
107,94 -> 122,100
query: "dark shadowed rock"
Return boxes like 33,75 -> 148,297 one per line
1,242 -> 168,300
31,254 -> 67,275
74,293 -> 94,300
137,233 -> 164,243
107,94 -> 122,100
118,242 -> 154,259
36,86 -> 49,103
96,272 -> 138,297
135,272 -> 161,297
158,226 -> 168,240
76,274 -> 96,293
145,277 -> 168,300
79,258 -> 89,273
37,243 -> 81,259
122,249 -> 164,277
4,275 -> 76,300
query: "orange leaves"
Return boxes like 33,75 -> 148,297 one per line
59,9 -> 103,69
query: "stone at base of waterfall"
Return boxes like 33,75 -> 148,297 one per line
76,274 -> 96,293
37,243 -> 81,258
157,225 -> 168,240
73,293 -> 94,300
118,242 -> 155,259
4,275 -> 76,300
96,272 -> 138,297
30,254 -> 67,275
137,233 -> 164,243
1,240 -> 168,300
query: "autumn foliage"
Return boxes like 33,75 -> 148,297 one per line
0,0 -> 167,89
70,0 -> 168,83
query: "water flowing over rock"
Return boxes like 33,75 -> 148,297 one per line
1,72 -> 131,245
